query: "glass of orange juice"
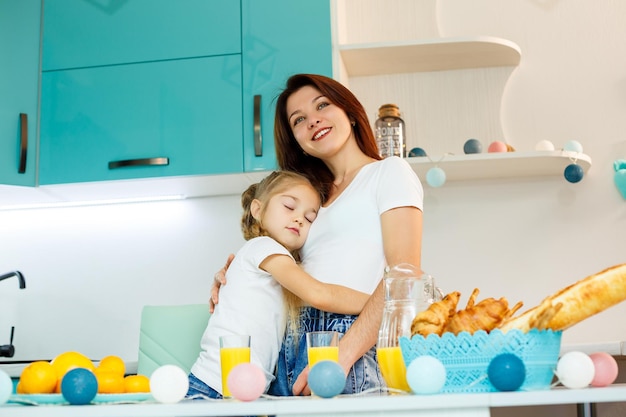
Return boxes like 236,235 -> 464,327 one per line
219,334 -> 251,398
306,331 -> 339,369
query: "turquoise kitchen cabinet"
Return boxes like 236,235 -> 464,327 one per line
42,0 -> 240,70
0,0 -> 41,186
40,56 -> 242,184
38,0 -> 332,185
242,0 -> 333,172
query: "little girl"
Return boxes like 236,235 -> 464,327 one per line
187,170 -> 370,398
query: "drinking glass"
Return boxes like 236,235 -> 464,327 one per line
219,334 -> 251,398
306,331 -> 339,369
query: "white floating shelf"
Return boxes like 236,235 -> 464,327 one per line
407,151 -> 592,182
339,36 -> 521,76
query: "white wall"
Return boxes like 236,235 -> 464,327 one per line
1,0 -> 626,364
0,196 -> 245,362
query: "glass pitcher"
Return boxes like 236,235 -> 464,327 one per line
377,263 -> 441,392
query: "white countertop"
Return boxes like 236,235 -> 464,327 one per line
1,385 -> 626,417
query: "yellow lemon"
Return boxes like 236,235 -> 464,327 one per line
51,351 -> 95,393
19,361 -> 57,394
123,374 -> 151,393
97,355 -> 125,376
94,368 -> 125,394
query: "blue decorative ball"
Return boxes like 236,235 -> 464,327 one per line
61,368 -> 98,405
563,140 -> 583,153
308,360 -> 346,398
488,354 -> 526,392
564,164 -> 584,183
426,167 -> 446,187
464,139 -> 482,154
408,147 -> 427,157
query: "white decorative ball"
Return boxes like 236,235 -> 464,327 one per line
150,365 -> 189,404
556,351 -> 595,389
535,140 -> 555,151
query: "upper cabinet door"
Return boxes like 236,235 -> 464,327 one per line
42,0 -> 241,71
241,0 -> 333,172
0,0 -> 41,186
40,56 -> 243,185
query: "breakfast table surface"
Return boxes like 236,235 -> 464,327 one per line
2,384 -> 626,417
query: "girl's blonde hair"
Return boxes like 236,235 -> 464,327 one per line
240,171 -> 320,327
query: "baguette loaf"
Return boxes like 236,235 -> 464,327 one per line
499,264 -> 626,332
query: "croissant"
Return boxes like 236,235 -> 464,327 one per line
411,291 -> 460,337
444,288 -> 523,335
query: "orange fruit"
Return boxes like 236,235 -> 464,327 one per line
51,351 -> 95,393
94,368 -> 125,394
19,361 -> 57,394
97,355 -> 125,376
123,374 -> 151,393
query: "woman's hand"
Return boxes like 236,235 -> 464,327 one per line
292,366 -> 311,396
209,254 -> 235,313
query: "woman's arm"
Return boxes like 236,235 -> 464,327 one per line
260,254 -> 370,315
292,205 -> 423,395
209,254 -> 235,313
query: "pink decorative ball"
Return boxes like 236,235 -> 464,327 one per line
488,141 -> 508,153
227,363 -> 266,401
589,352 -> 618,387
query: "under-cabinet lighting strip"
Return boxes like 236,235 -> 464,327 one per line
0,194 -> 186,211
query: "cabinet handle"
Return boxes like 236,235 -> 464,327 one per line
18,113 -> 27,174
108,157 -> 169,170
253,94 -> 262,157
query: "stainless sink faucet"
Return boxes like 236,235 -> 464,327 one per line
1,270 -> 25,358
0,270 -> 26,289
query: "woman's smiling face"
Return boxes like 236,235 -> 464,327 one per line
286,85 -> 354,160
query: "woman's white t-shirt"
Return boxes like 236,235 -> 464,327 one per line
301,156 -> 424,295
191,236 -> 291,394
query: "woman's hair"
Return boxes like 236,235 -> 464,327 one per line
274,74 -> 381,203
241,170 -> 317,251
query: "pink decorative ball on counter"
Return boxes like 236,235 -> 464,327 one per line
488,141 -> 508,153
227,363 -> 266,401
589,352 -> 619,387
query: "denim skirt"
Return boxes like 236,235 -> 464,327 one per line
267,306 -> 385,396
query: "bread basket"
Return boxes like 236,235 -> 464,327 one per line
399,328 -> 562,393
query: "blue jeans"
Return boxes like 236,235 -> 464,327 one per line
267,307 -> 385,396
186,372 -> 222,399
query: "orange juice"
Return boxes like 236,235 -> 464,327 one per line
377,346 -> 410,392
220,346 -> 251,397
307,346 -> 339,368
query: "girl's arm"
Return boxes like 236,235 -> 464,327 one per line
259,255 -> 370,315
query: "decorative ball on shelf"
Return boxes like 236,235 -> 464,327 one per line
556,351 -> 595,389
0,369 -> 12,406
563,140 -> 583,153
589,352 -> 618,387
408,147 -> 427,157
564,164 -> 584,183
227,363 -> 266,402
150,364 -> 189,404
535,140 -> 555,151
463,138 -> 482,154
406,355 -> 446,395
487,141 -> 508,153
60,367 -> 98,405
426,167 -> 446,188
614,159 -> 626,200
307,360 -> 346,398
487,353 -> 526,392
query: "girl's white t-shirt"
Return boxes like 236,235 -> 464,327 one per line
190,236 -> 291,394
301,156 -> 424,295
